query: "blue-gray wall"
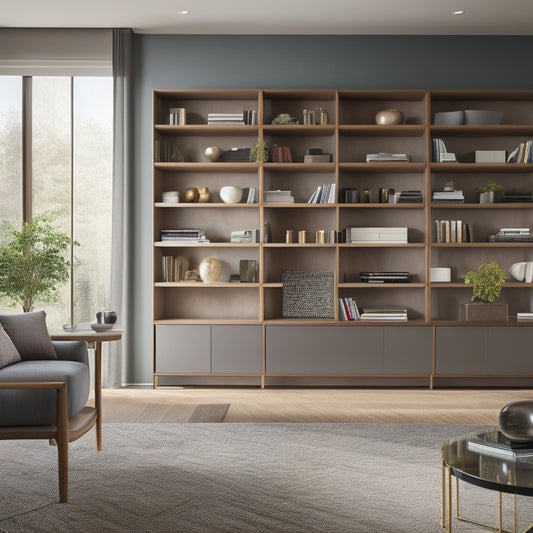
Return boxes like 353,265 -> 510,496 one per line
129,34 -> 533,384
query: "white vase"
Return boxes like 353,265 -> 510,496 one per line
219,186 -> 243,204
479,191 -> 494,204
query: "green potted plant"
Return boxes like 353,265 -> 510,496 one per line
477,180 -> 503,204
461,261 -> 508,321
0,214 -> 76,312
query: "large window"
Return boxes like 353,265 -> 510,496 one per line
0,76 -> 113,329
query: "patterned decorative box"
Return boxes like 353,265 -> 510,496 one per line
282,271 -> 335,318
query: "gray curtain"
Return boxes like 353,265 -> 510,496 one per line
105,28 -> 133,387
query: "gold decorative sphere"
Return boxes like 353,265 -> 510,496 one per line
198,258 -> 222,283
205,146 -> 222,162
184,187 -> 199,202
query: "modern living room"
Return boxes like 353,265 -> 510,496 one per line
2,2 -> 533,532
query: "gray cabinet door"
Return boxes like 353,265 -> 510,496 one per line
265,325 -> 383,374
435,326 -> 487,374
155,325 -> 211,373
384,326 -> 433,374
487,327 -> 533,374
211,325 -> 263,373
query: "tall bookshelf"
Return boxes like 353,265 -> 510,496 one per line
153,89 -> 533,388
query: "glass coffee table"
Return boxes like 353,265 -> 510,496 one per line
442,430 -> 533,533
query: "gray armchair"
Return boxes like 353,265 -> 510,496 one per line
0,312 -> 98,503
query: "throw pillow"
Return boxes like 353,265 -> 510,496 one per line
0,310 -> 57,361
0,323 -> 22,369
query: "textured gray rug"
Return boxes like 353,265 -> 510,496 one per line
1,423 -> 531,532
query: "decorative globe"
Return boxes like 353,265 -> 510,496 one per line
205,146 -> 222,162
198,258 -> 222,283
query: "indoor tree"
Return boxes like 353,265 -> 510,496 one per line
0,214 -> 76,312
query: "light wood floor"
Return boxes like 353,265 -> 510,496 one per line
95,387 -> 533,424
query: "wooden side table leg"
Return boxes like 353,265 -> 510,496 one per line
94,340 -> 102,451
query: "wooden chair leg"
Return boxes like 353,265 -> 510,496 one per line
56,383 -> 69,503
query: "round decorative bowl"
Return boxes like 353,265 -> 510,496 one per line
219,186 -> 243,204
509,262 -> 527,281
91,323 -> 114,332
434,110 -> 465,125
198,258 -> 222,283
205,146 -> 222,162
375,108 -> 404,125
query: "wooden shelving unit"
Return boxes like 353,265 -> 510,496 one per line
152,89 -> 533,388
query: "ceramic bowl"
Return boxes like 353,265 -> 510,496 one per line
219,186 -> 243,204
509,262 -> 527,281
464,109 -> 504,125
91,323 -> 114,332
433,111 -> 464,125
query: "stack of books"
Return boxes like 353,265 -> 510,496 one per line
359,307 -> 408,321
397,190 -> 423,203
218,148 -> 251,162
432,220 -> 473,243
432,138 -> 457,162
160,229 -> 209,243
338,297 -> 360,321
366,152 -> 410,162
488,228 -> 533,242
308,183 -> 336,204
161,256 -> 189,282
468,434 -> 533,459
264,190 -> 294,203
500,191 -> 533,202
359,272 -> 409,283
432,190 -> 464,203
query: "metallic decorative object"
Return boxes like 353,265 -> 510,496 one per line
205,146 -> 222,162
499,400 -> 533,442
219,186 -> 242,204
285,230 -> 294,243
198,258 -> 222,283
197,187 -> 210,203
298,230 -> 307,244
184,187 -> 199,202
375,108 -> 404,125
319,108 -> 328,125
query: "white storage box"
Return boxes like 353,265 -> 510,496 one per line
475,150 -> 506,163
349,227 -> 408,244
431,267 -> 451,282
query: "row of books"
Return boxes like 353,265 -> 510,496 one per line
432,190 -> 464,203
239,187 -> 258,203
264,190 -> 294,203
339,298 -> 408,321
207,111 -> 257,125
507,139 -> 533,163
161,256 -> 189,282
271,145 -> 293,163
432,220 -> 473,243
432,138 -> 457,162
308,183 -> 337,204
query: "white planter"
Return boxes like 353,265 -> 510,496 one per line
479,191 -> 494,204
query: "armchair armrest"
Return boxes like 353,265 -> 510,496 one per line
52,341 -> 89,366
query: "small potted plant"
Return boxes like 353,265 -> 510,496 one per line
477,180 -> 503,204
461,261 -> 508,321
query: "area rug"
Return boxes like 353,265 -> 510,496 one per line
1,423 -> 531,532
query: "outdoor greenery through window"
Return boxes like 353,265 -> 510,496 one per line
0,75 -> 113,329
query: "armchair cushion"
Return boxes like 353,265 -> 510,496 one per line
0,358 -> 90,426
0,310 -> 56,361
0,324 -> 21,369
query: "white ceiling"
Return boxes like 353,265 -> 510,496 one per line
1,0 -> 533,35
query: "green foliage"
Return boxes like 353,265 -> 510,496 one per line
271,113 -> 296,124
249,139 -> 268,163
461,261 -> 508,303
477,180 -> 503,193
0,214 -> 77,312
